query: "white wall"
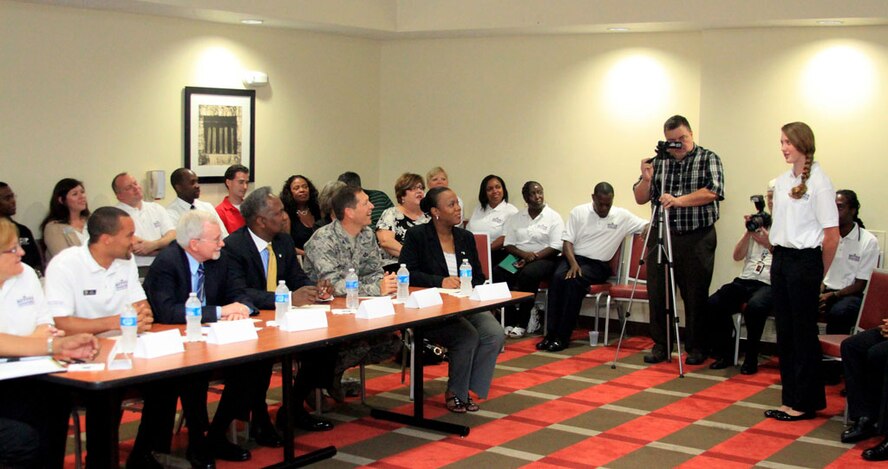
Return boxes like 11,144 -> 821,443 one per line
0,0 -> 380,229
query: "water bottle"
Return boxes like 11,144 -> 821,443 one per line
185,292 -> 202,342
119,303 -> 138,353
345,268 -> 359,310
397,264 -> 410,300
459,259 -> 472,296
274,280 -> 290,325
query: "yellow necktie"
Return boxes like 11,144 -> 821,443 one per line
266,244 -> 277,292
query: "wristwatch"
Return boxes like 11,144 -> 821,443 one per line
46,337 -> 54,355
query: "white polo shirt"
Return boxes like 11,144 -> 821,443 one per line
166,197 -> 230,238
823,223 -> 880,290
116,201 -> 176,266
466,202 -> 519,242
504,205 -> 565,252
738,239 -> 773,284
564,204 -> 648,261
0,265 -> 52,336
769,163 -> 838,249
44,244 -> 146,319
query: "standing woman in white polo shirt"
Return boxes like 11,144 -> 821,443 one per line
765,122 -> 839,422
466,174 -> 519,265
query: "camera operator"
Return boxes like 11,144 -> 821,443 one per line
633,115 -> 725,365
820,189 -> 879,334
706,185 -> 775,374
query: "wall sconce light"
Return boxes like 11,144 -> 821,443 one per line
243,71 -> 269,87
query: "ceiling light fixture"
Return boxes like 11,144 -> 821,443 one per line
241,19 -> 264,25
608,27 -> 630,32
816,20 -> 844,26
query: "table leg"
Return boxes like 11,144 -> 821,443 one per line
371,327 -> 470,436
264,354 -> 336,469
84,388 -> 122,468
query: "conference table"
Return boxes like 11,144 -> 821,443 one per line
42,289 -> 532,468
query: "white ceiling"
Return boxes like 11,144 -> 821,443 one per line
18,0 -> 888,38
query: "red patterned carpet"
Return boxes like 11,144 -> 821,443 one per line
66,331 -> 877,468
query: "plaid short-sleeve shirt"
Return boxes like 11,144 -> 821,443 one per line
644,145 -> 724,233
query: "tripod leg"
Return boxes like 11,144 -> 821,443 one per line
611,208 -> 658,370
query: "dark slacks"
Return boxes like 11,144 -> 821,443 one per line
211,360 -> 277,437
131,375 -> 210,456
647,225 -> 716,353
824,295 -> 863,334
0,379 -> 70,468
707,278 -> 772,360
494,258 -> 558,329
278,349 -> 336,420
544,256 -> 610,343
841,328 -> 888,432
772,246 -> 826,412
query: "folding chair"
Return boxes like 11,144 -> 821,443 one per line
603,232 -> 648,345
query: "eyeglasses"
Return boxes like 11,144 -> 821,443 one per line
1,244 -> 22,256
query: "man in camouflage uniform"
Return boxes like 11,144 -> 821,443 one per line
304,185 -> 400,399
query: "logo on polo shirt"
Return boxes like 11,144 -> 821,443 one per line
153,221 -> 161,228
492,217 -> 504,224
849,253 -> 860,262
16,295 -> 35,307
607,223 -> 618,229
115,279 -> 129,291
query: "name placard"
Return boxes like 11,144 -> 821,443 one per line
356,296 -> 395,319
469,282 -> 511,301
281,308 -> 328,332
134,329 -> 185,359
206,319 -> 259,345
404,288 -> 443,309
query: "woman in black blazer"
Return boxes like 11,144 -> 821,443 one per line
400,187 -> 505,413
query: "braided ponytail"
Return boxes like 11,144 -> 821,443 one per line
789,153 -> 812,199
781,122 -> 816,200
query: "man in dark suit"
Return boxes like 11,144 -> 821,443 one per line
136,211 -> 257,468
223,186 -> 335,433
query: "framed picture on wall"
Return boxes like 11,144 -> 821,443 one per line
184,87 -> 255,183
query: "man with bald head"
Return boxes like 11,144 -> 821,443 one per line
112,172 -> 176,273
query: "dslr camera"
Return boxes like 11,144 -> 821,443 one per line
745,195 -> 772,232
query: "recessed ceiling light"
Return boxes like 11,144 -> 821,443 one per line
241,19 -> 264,25
608,27 -> 630,32
816,20 -> 844,26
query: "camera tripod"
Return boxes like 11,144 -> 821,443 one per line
612,149 -> 685,378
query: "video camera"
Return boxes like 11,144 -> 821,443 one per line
745,195 -> 772,232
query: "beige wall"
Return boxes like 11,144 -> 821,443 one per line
3,1 -> 887,323
1,0 -> 380,230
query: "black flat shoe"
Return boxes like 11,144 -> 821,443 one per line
185,444 -> 216,469
535,338 -> 552,350
709,357 -> 731,370
685,351 -> 706,365
294,411 -> 334,432
740,360 -> 758,375
644,348 -> 667,364
773,411 -> 816,421
546,339 -> 567,352
863,436 -> 888,461
126,451 -> 164,469
250,421 -> 284,447
842,416 -> 876,444
764,409 -> 789,419
209,438 -> 251,462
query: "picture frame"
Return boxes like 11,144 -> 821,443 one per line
184,87 -> 256,183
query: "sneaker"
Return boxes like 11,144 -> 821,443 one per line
503,326 -> 514,336
508,327 -> 526,338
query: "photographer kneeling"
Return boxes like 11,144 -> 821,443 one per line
707,188 -> 774,374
